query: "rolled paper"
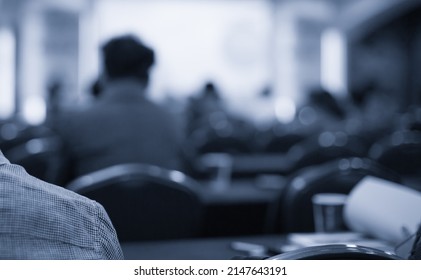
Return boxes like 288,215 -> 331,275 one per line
344,176 -> 421,245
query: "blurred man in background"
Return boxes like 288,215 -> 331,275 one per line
54,35 -> 183,181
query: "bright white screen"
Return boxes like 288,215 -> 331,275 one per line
95,0 -> 272,112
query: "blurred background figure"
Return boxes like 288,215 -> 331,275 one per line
249,85 -> 278,129
185,81 -> 228,136
295,87 -> 347,134
52,35 -> 183,182
45,78 -> 64,127
89,78 -> 103,100
345,80 -> 401,145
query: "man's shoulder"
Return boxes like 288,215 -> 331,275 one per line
0,162 -> 123,259
0,163 -> 104,248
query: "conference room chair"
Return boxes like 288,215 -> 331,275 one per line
398,106 -> 421,132
5,136 -> 67,185
0,124 -> 56,153
268,244 -> 402,260
262,132 -> 308,154
66,163 -> 204,242
287,131 -> 369,173
369,130 -> 421,175
268,157 -> 401,233
0,120 -> 23,141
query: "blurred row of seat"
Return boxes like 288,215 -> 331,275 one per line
1,119 -> 420,242
187,128 -> 421,180
2,117 -> 421,182
65,156 -> 409,242
0,122 -> 68,185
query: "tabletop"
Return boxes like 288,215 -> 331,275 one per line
121,234 -> 286,260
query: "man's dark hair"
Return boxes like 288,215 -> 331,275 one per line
102,35 -> 155,83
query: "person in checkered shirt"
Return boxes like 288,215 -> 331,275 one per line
0,150 -> 123,259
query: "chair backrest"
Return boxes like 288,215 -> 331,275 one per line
263,132 -> 308,153
196,135 -> 252,155
66,163 -> 204,242
271,157 -> 401,233
0,124 -> 55,153
369,130 -> 421,175
288,131 -> 368,172
5,136 -> 66,185
269,244 -> 402,260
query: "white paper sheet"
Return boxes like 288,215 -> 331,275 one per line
344,176 -> 421,245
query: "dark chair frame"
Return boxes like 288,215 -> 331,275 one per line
66,163 -> 204,242
369,130 -> 421,175
287,131 -> 369,173
268,157 -> 401,233
5,136 -> 66,185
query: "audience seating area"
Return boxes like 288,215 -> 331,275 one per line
1,110 -> 421,243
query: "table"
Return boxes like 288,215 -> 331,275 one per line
194,179 -> 282,237
120,233 -> 398,260
121,235 -> 286,260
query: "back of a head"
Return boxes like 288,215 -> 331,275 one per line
102,35 -> 155,83
203,81 -> 220,100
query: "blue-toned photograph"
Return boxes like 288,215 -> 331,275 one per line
0,0 -> 420,260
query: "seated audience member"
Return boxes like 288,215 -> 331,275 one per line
0,150 -> 123,259
53,35 -> 183,180
345,81 -> 400,142
295,87 -> 347,133
185,81 -> 227,135
89,78 -> 103,99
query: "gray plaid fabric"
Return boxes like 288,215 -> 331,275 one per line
0,150 -> 124,259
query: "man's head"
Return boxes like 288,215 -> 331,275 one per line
101,35 -> 155,85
